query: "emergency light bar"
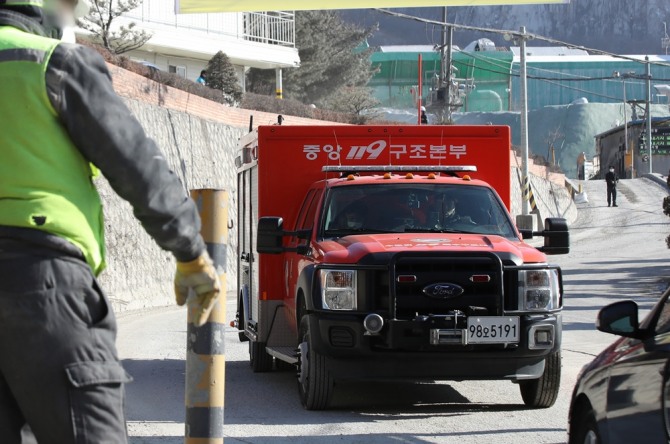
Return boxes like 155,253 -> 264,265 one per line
322,166 -> 477,173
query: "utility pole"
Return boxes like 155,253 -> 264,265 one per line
446,25 -> 454,122
519,26 -> 531,216
440,7 -> 454,122
646,56 -> 653,174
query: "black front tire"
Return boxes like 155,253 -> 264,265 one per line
569,408 -> 600,444
236,294 -> 248,342
520,351 -> 561,408
250,341 -> 273,373
297,317 -> 333,410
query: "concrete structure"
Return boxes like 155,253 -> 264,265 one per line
369,44 -> 670,112
79,3 -> 299,87
595,116 -> 670,178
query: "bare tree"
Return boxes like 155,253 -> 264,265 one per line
328,87 -> 380,124
78,0 -> 152,55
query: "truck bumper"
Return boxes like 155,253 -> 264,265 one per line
306,312 -> 561,381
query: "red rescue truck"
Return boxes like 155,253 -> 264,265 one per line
234,125 -> 569,410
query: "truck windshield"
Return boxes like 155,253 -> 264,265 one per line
321,184 -> 517,240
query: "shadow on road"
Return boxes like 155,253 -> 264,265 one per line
222,430 -> 566,443
122,358 -> 541,427
224,361 -> 534,426
123,359 -> 185,423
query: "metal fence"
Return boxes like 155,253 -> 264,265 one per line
123,1 -> 295,47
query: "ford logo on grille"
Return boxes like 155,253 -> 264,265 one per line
423,283 -> 465,299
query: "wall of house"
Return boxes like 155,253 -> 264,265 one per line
126,50 -> 247,87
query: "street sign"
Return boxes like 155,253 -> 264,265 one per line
176,0 -> 569,14
639,127 -> 670,156
642,154 -> 649,162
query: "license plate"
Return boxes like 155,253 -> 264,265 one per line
467,316 -> 519,344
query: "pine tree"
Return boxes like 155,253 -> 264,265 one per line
206,51 -> 243,106
78,0 -> 152,55
247,11 -> 377,106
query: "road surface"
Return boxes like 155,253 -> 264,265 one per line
119,178 -> 669,444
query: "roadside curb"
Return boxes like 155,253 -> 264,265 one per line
642,173 -> 669,191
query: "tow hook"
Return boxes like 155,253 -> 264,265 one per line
297,341 -> 309,385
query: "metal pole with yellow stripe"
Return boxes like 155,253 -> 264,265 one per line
521,176 -> 538,212
186,189 -> 228,444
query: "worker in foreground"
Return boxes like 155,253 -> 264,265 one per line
0,0 -> 220,441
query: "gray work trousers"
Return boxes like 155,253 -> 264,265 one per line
0,247 -> 131,443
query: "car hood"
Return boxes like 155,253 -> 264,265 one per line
315,233 -> 546,264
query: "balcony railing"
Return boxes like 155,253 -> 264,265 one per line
123,1 -> 295,47
243,11 -> 295,47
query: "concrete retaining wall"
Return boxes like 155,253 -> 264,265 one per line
98,99 -> 244,313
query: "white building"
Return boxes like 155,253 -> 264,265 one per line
82,1 -> 300,89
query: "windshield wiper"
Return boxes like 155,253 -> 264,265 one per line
324,228 -> 400,237
407,228 -> 482,235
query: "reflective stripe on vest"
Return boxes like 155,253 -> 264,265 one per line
0,26 -> 106,274
0,48 -> 46,63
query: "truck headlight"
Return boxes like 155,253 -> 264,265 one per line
320,270 -> 357,310
518,269 -> 560,311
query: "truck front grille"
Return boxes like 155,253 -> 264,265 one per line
392,253 -> 504,320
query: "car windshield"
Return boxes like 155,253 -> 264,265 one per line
321,183 -> 517,240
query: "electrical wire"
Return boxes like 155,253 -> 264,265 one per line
375,8 -> 670,69
455,49 -> 670,83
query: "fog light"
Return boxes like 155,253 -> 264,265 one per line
529,324 -> 554,350
363,313 -> 384,335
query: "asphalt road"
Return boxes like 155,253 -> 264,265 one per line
118,178 -> 670,444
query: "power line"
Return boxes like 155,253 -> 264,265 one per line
375,8 -> 670,69
455,59 -> 624,101
455,49 -> 670,83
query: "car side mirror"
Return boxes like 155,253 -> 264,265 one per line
597,301 -> 641,338
257,217 -> 285,254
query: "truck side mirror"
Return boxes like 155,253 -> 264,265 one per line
539,218 -> 569,255
257,217 -> 285,254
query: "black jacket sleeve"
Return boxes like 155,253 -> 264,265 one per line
45,43 -> 205,262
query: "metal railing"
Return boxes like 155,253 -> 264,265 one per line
123,2 -> 295,47
243,11 -> 295,47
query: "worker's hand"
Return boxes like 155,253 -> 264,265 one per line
174,252 -> 221,327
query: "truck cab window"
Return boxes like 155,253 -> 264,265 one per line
296,189 -> 322,231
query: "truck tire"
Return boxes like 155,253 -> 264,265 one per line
249,341 -> 273,373
297,317 -> 333,410
519,351 -> 561,408
236,294 -> 248,342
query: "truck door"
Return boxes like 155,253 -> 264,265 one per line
285,188 -> 323,327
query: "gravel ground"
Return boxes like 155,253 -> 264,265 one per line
117,178 -> 670,444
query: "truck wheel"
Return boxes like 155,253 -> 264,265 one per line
519,351 -> 561,408
236,294 -> 248,342
569,408 -> 600,444
249,341 -> 272,373
297,317 -> 333,410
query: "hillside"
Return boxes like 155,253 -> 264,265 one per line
343,1 -> 670,54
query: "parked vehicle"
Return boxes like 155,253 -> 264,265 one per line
569,290 -> 670,444
234,125 -> 569,410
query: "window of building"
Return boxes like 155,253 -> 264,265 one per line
168,65 -> 187,78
